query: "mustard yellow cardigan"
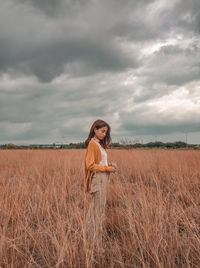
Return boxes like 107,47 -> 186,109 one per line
84,139 -> 113,193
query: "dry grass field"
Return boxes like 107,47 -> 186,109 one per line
0,148 -> 200,268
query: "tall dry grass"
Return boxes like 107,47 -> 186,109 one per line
0,148 -> 200,267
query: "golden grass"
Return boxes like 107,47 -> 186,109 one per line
0,149 -> 200,267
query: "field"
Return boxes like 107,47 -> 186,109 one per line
0,149 -> 200,268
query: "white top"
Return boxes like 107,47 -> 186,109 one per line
91,137 -> 108,166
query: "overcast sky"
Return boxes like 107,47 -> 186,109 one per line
0,0 -> 200,145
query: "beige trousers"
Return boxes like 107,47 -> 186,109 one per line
84,171 -> 110,249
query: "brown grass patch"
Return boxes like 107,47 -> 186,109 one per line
0,149 -> 200,267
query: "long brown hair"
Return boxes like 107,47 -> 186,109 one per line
85,119 -> 112,149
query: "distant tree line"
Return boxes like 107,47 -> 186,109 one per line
0,141 -> 200,150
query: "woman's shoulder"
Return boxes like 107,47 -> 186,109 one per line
89,139 -> 107,150
88,139 -> 98,148
87,140 -> 102,154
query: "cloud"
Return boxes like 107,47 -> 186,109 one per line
0,0 -> 200,144
0,0 -> 139,82
119,83 -> 200,136
142,42 -> 200,86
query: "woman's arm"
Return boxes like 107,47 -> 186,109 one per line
85,142 -> 115,173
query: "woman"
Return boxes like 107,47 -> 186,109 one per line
84,119 -> 117,252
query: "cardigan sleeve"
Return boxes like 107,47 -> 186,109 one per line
85,142 -> 114,172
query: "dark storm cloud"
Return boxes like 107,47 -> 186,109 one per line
119,107 -> 200,136
16,0 -> 93,17
109,0 -> 200,42
169,0 -> 200,34
143,44 -> 200,86
121,121 -> 200,136
0,30 -> 137,82
0,0 -> 200,144
1,0 -> 199,82
0,72 -> 124,143
110,20 -> 157,41
0,0 -> 139,82
17,0 -> 154,17
17,0 -> 64,16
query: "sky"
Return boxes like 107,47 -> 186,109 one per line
0,0 -> 200,145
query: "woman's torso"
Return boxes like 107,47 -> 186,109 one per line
91,137 -> 108,166
90,137 -> 109,193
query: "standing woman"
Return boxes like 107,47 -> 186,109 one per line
84,119 -> 117,252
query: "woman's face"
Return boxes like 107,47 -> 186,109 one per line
94,126 -> 108,140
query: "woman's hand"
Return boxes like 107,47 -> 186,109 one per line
106,166 -> 115,173
108,162 -> 117,168
108,162 -> 118,173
